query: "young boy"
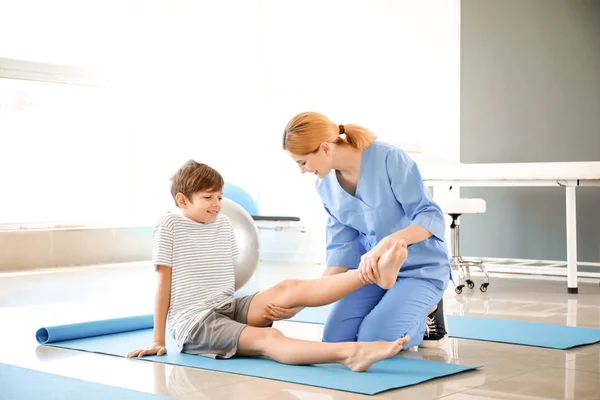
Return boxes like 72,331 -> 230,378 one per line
128,160 -> 410,372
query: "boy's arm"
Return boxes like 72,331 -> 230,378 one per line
152,265 -> 172,346
128,265 -> 172,358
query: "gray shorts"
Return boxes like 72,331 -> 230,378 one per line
182,293 -> 256,359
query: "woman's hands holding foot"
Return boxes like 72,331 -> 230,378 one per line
358,237 -> 407,288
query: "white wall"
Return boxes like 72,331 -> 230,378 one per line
256,0 -> 462,262
1,0 -> 461,263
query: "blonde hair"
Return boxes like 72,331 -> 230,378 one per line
282,112 -> 377,155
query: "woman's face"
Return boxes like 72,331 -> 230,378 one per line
288,144 -> 332,179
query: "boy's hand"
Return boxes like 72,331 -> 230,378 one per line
127,342 -> 167,358
263,304 -> 304,321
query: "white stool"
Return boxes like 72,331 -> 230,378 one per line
440,198 -> 490,294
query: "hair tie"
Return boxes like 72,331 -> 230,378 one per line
339,124 -> 345,135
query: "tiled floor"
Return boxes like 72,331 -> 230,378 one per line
1,261 -> 599,399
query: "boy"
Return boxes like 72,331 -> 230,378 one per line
128,160 -> 410,372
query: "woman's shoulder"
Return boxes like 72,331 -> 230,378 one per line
368,140 -> 408,153
362,140 -> 396,157
368,139 -> 422,153
366,142 -> 419,177
367,141 -> 409,162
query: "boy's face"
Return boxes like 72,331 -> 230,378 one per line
179,190 -> 223,224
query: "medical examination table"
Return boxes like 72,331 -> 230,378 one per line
413,153 -> 600,293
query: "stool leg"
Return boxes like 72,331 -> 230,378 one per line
454,217 -> 475,290
451,215 -> 466,294
448,211 -> 491,293
454,264 -> 466,294
465,265 -> 474,290
460,217 -> 474,290
451,215 -> 460,262
478,263 -> 490,292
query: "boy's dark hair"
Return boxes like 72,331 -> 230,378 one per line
170,160 -> 224,206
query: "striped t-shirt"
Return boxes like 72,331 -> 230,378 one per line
152,212 -> 240,346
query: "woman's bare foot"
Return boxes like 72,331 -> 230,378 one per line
376,240 -> 408,289
344,336 -> 411,372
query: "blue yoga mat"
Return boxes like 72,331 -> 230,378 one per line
446,315 -> 600,350
289,306 -> 600,350
0,362 -> 171,400
35,315 -> 479,395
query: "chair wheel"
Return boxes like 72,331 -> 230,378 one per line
467,280 -> 475,289
480,283 -> 489,292
455,285 -> 464,294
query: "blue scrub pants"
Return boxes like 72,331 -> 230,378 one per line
322,277 -> 444,348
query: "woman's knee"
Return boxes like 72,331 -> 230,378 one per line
321,285 -> 386,343
358,321 -> 425,348
357,309 -> 426,344
322,306 -> 362,343
357,278 -> 443,343
322,321 -> 357,343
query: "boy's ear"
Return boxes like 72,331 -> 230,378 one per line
175,193 -> 188,208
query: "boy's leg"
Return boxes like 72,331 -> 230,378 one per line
236,326 -> 410,372
356,277 -> 444,349
247,240 -> 407,327
181,299 -> 407,371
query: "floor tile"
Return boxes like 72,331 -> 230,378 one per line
1,261 -> 599,399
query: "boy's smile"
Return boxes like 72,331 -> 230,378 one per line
179,191 -> 222,224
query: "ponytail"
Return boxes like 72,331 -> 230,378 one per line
339,124 -> 377,150
283,112 -> 377,154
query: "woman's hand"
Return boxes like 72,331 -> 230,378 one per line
263,304 -> 304,321
358,237 -> 395,284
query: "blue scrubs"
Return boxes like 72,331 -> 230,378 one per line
316,141 -> 451,347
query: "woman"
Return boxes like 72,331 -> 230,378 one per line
266,111 -> 450,349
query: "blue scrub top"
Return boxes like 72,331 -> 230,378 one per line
316,141 -> 451,289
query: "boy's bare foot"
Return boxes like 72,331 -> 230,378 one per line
344,336 -> 411,372
376,240 -> 408,290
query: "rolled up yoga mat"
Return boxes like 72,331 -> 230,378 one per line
36,315 -> 154,344
35,314 -> 480,395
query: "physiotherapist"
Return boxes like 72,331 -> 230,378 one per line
264,111 -> 451,349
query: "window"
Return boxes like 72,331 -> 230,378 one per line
0,77 -> 131,226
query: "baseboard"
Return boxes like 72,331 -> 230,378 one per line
0,225 -> 325,272
0,227 -> 153,272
